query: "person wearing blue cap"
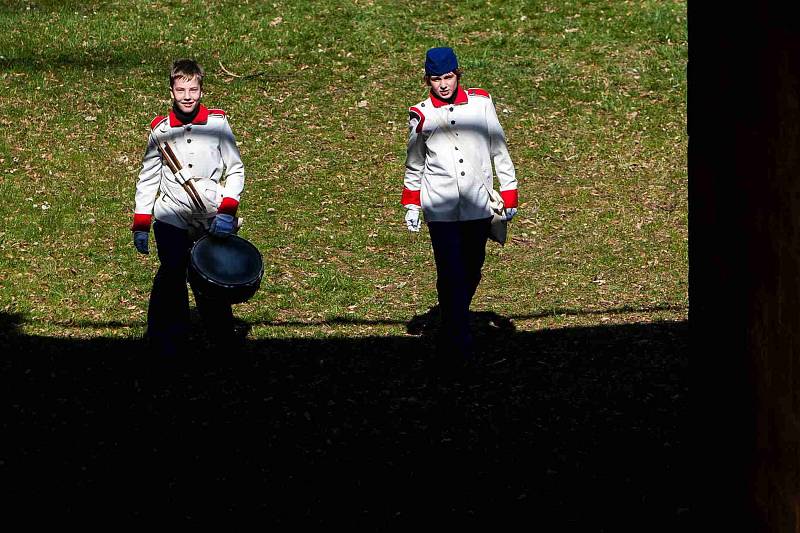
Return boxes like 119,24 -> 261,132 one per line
401,46 -> 519,368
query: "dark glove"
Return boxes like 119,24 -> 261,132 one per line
133,231 -> 149,255
209,213 -> 235,238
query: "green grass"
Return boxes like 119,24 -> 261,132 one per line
0,0 -> 687,339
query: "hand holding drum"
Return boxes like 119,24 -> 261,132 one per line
209,213 -> 236,237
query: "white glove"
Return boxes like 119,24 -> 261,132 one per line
503,207 -> 517,221
404,205 -> 421,232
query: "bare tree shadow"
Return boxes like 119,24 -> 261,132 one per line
3,311 -> 688,527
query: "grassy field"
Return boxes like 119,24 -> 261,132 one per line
0,0 -> 687,340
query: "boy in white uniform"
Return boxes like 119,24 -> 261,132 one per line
402,47 -> 519,366
131,59 -> 245,356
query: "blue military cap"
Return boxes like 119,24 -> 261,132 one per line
425,47 -> 459,76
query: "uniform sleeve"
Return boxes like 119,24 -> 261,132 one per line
132,132 -> 162,231
217,116 -> 245,215
486,98 -> 519,208
402,109 -> 425,206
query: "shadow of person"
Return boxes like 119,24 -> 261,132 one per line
470,309 -> 516,338
0,311 -> 23,340
406,304 -> 442,337
406,305 -> 515,338
175,307 -> 254,351
406,306 -> 517,373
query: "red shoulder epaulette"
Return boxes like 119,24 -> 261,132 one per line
468,88 -> 490,98
208,109 -> 227,116
409,106 -> 425,133
150,115 -> 166,129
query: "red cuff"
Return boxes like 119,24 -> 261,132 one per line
217,197 -> 239,216
401,188 -> 421,206
131,213 -> 152,232
500,189 -> 518,209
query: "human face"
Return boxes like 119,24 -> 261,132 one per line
429,72 -> 458,100
171,76 -> 203,114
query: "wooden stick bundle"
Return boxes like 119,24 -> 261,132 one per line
158,142 -> 205,212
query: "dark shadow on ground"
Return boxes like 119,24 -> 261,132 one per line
34,303 -> 687,330
2,310 -> 688,527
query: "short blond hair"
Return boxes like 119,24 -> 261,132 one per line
170,58 -> 205,88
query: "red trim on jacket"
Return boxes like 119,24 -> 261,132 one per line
217,197 -> 239,216
430,85 -> 469,108
409,106 -> 425,133
208,108 -> 226,116
500,189 -> 518,209
131,213 -> 153,232
168,104 -> 211,127
401,188 -> 421,206
467,88 -> 490,98
150,116 -> 166,130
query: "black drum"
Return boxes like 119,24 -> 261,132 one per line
189,234 -> 263,304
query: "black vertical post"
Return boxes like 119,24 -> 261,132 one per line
690,3 -> 800,530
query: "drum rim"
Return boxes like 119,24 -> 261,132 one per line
190,234 -> 264,286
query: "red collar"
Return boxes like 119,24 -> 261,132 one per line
169,104 -> 210,127
430,85 -> 468,108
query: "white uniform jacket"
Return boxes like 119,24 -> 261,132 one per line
132,104 -> 244,232
402,86 -> 518,222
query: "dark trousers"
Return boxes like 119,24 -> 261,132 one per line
427,217 -> 492,358
147,220 -> 233,355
